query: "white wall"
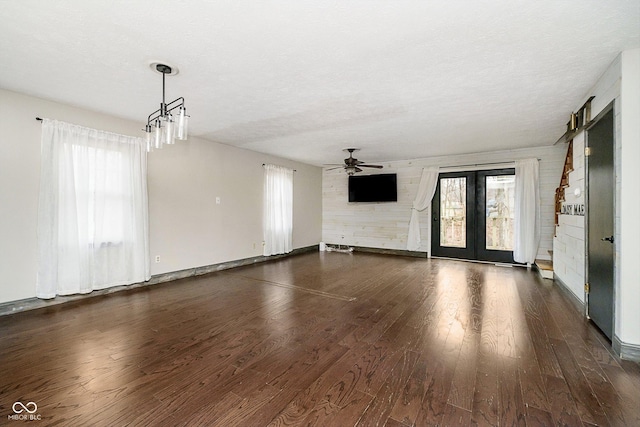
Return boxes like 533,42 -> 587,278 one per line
618,48 -> 640,346
0,88 -> 322,304
323,145 -> 566,259
147,134 -> 321,275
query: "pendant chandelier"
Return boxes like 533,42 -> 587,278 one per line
144,63 -> 189,152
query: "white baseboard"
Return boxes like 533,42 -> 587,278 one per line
613,336 -> 640,363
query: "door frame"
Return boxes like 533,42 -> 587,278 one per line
585,100 -> 616,338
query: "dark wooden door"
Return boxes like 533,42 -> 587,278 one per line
586,104 -> 615,340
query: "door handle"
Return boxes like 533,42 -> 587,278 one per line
601,236 -> 614,243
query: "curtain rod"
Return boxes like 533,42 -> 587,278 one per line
37,120 -> 300,168
439,159 -> 541,169
262,163 -> 297,172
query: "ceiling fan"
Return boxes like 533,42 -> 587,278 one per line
325,148 -> 383,175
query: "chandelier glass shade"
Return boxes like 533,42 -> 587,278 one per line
144,63 -> 189,152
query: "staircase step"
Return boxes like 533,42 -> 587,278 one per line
534,259 -> 553,280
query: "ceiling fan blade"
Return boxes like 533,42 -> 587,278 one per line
359,164 -> 383,168
325,166 -> 344,171
323,163 -> 345,166
355,166 -> 363,173
353,160 -> 364,165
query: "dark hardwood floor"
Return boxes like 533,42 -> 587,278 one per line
1,252 -> 639,426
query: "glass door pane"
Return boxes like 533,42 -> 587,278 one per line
476,169 -> 515,263
431,171 -> 475,260
485,175 -> 515,251
440,177 -> 467,248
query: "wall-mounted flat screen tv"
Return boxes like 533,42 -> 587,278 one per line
348,173 -> 397,202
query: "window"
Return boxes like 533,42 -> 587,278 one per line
263,164 -> 294,256
37,120 -> 149,298
71,145 -> 127,246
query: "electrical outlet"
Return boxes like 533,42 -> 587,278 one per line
155,256 -> 160,263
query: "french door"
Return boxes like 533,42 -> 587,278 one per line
431,169 -> 516,263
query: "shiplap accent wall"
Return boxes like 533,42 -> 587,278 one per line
553,132 -> 586,301
323,145 -> 566,260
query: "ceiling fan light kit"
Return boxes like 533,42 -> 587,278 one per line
325,148 -> 384,175
143,63 -> 189,152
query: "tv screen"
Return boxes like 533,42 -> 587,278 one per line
349,173 -> 397,202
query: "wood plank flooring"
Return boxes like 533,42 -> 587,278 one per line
1,252 -> 639,426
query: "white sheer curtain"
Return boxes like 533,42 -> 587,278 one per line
514,158 -> 540,264
37,119 -> 150,299
407,167 -> 439,251
263,164 -> 293,256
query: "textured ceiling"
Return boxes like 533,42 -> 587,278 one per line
1,1 -> 638,166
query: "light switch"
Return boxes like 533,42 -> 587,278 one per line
216,197 -> 221,205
